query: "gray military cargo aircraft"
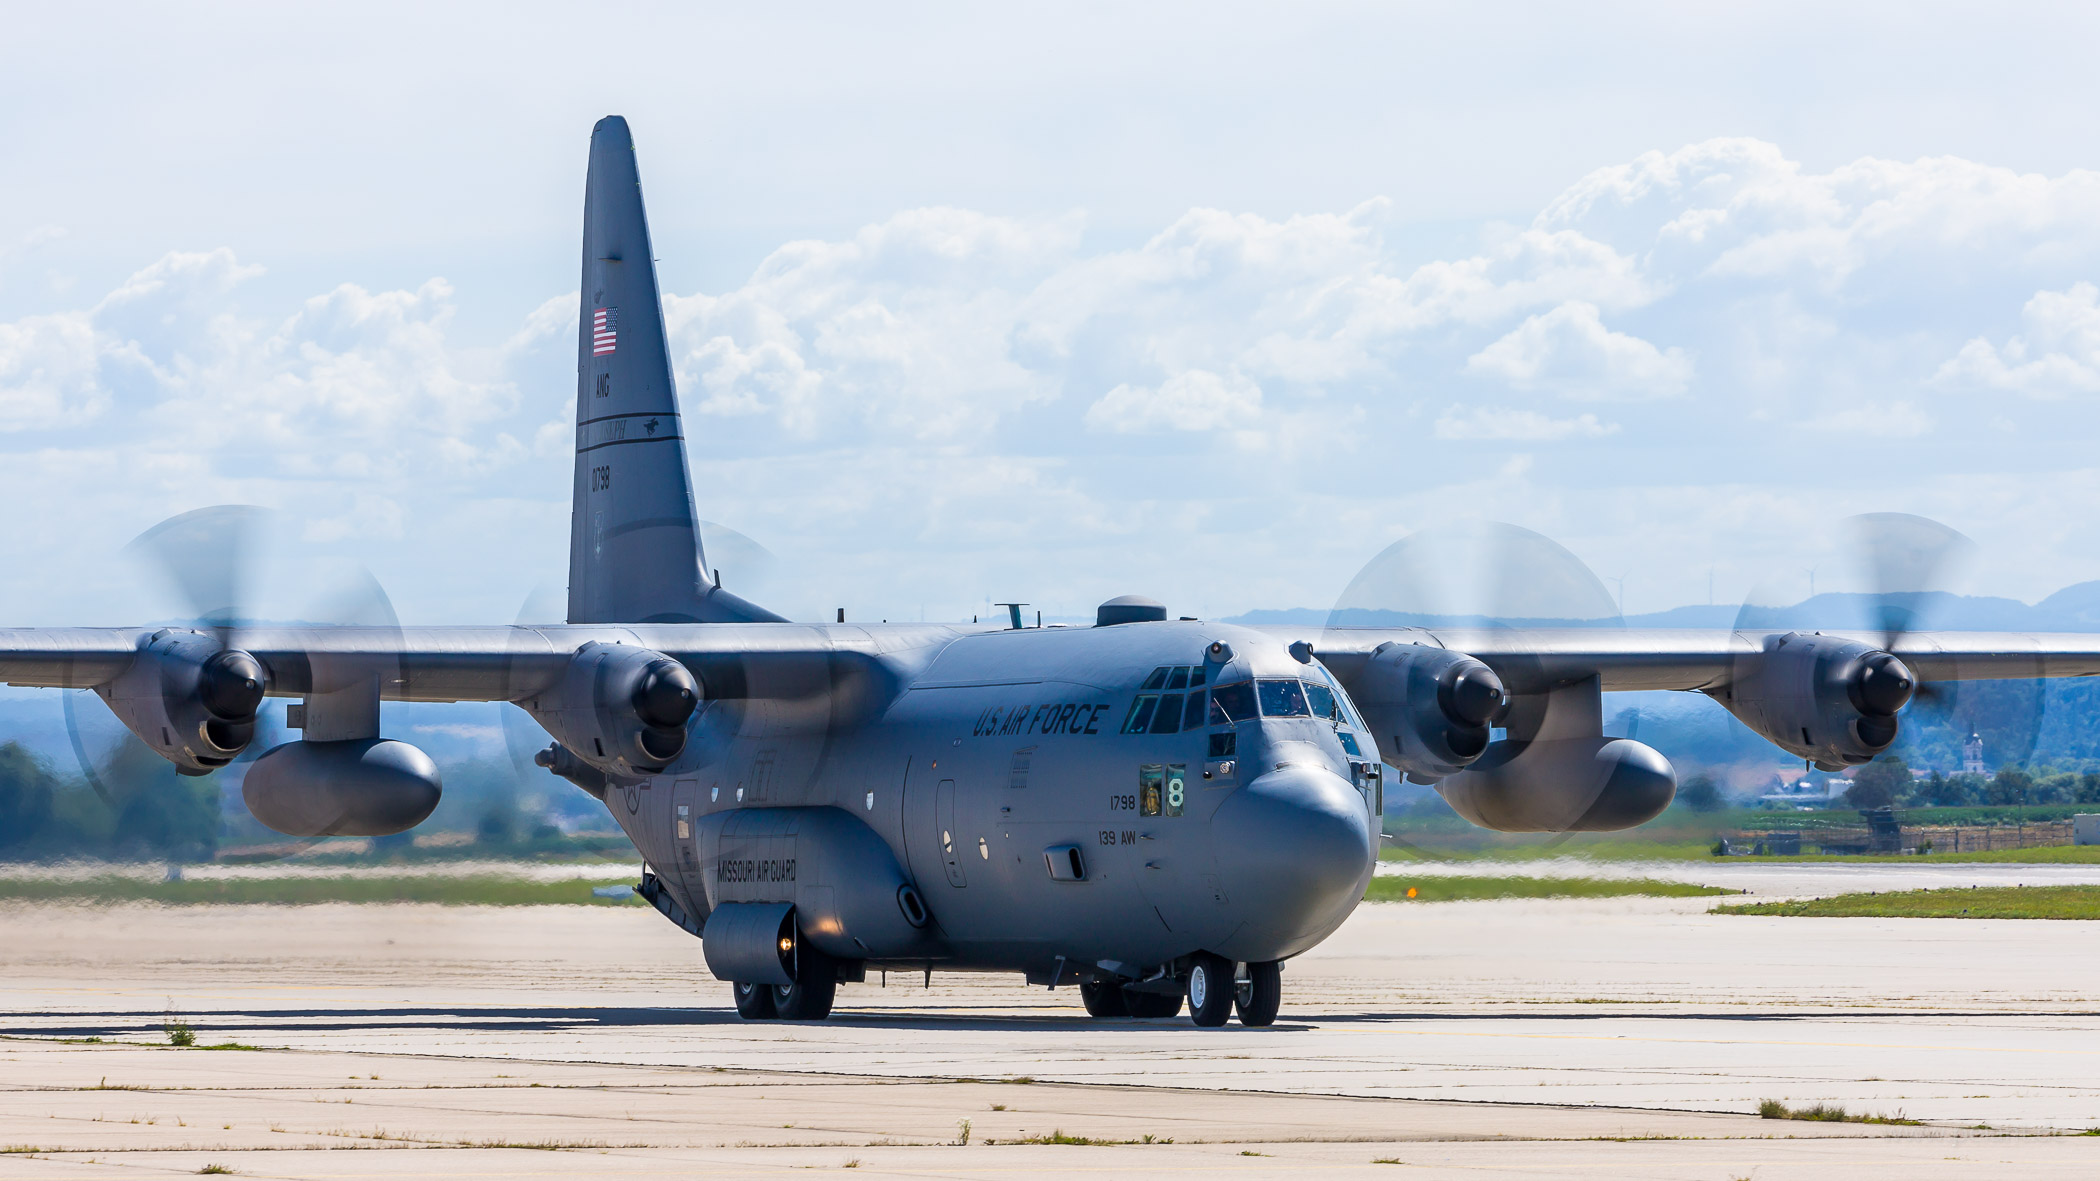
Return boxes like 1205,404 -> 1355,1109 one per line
9,116 -> 2100,1026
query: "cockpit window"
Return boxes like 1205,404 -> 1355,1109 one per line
1181,692 -> 1208,730
1121,695 -> 1160,734
1165,666 -> 1190,691
1257,678 -> 1310,717
1315,667 -> 1365,729
1141,667 -> 1169,691
1304,680 -> 1340,723
1149,693 -> 1184,734
1209,681 -> 1256,724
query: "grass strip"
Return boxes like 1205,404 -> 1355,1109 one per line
1718,884 -> 2100,920
1758,1099 -> 1920,1125
0,875 -> 643,907
1365,875 -> 1729,902
1382,842 -> 2100,865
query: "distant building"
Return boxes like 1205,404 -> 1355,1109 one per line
1962,732 -> 1986,775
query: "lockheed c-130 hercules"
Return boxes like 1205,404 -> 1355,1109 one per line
11,116 -> 2100,1027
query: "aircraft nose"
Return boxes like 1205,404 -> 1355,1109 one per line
1210,763 -> 1376,961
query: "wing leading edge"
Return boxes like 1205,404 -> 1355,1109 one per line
1291,626 -> 2100,693
0,622 -> 972,703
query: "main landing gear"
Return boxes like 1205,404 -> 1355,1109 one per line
730,949 -> 837,1022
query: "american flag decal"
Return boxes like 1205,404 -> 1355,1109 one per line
592,306 -> 618,356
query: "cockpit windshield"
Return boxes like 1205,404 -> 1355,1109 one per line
1256,678 -> 1310,717
1303,680 -> 1340,723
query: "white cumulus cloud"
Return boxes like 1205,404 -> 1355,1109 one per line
1084,369 -> 1263,434
1463,302 -> 1692,398
1432,407 -> 1620,441
1934,282 -> 2100,397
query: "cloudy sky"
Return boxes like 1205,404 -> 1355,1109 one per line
6,3 -> 2100,627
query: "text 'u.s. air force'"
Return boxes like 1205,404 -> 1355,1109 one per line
972,701 -> 1110,738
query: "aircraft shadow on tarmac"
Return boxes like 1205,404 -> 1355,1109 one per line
10,1004 -> 2092,1042
1,1005 -> 1319,1037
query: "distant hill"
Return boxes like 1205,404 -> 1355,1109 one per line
1228,585 -> 2100,633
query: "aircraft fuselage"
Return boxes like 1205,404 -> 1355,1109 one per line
607,619 -> 1381,984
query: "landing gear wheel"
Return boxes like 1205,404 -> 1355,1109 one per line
732,980 -> 776,1020
1123,986 -> 1183,1019
1186,953 -> 1235,1027
772,949 -> 837,1021
1235,960 -> 1281,1027
1080,978 -> 1130,1018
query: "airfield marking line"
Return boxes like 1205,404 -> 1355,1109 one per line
1344,1023 -> 2100,1058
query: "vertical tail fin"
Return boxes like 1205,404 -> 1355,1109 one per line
568,116 -> 782,625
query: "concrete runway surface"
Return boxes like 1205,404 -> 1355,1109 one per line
4,867 -> 2100,1178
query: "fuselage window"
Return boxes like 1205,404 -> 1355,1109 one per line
1209,680 -> 1256,724
1138,763 -> 1185,817
1257,678 -> 1311,717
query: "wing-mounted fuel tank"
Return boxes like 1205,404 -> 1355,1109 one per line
1434,675 -> 1676,832
524,642 -> 700,778
693,806 -> 935,978
242,738 -> 443,837
98,629 -> 267,775
1349,642 -> 1508,782
1707,632 -> 1915,770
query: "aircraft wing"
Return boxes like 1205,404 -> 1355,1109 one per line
1290,627 -> 2100,693
0,622 -> 968,703
10,622 -> 2100,701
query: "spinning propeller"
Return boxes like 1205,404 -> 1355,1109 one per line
1324,521 -> 1635,858
64,505 -> 406,859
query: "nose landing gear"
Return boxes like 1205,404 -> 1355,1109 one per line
1234,960 -> 1281,1026
1187,953 -> 1234,1026
1191,956 -> 1282,1026
1077,957 -> 1283,1025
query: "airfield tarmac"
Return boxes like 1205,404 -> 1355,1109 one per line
5,864 -> 2100,1178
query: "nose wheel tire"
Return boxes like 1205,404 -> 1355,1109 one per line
732,980 -> 776,1020
1080,978 -> 1130,1018
1234,960 -> 1282,1027
1186,953 -> 1235,1027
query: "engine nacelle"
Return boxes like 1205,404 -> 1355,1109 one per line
1351,642 -> 1507,782
242,738 -> 442,837
1709,632 -> 1915,770
525,642 -> 700,777
98,629 -> 267,775
1437,735 -> 1677,832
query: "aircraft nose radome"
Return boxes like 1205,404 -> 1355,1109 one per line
1211,765 -> 1375,962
